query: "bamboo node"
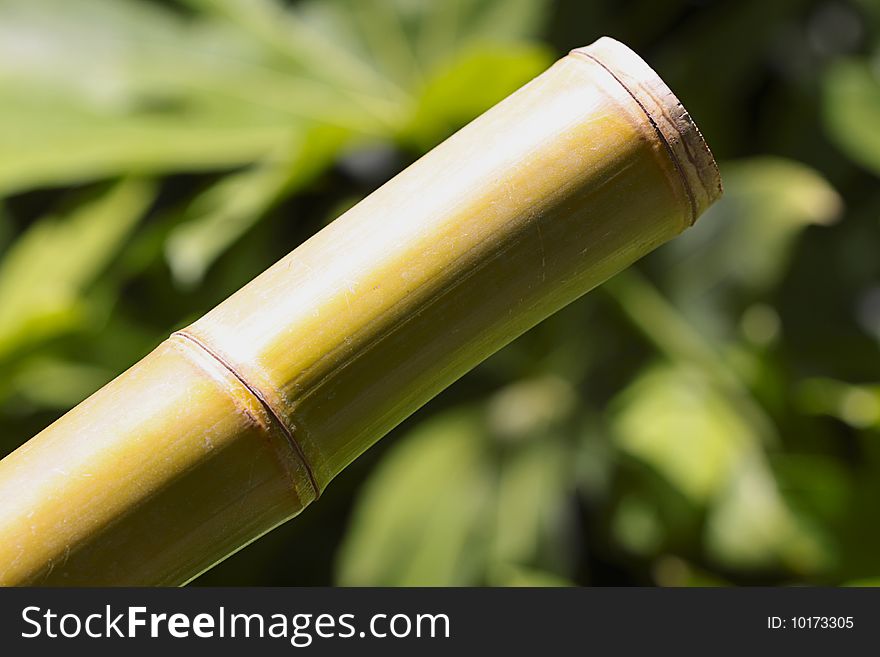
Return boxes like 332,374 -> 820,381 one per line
172,330 -> 321,499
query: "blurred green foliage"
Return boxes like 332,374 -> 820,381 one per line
1,0 -> 879,586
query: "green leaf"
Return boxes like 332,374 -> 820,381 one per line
490,439 -> 568,569
336,410 -> 492,585
611,363 -> 758,504
662,157 -> 841,308
0,0 -> 372,194
188,0 -> 552,139
403,43 -> 554,148
235,0 -> 551,89
0,101 -> 300,196
485,375 -> 578,440
796,378 -> 880,429
7,357 -> 113,409
0,179 -> 154,359
482,378 -> 577,578
604,274 -> 780,456
165,126 -> 351,286
823,59 -> 880,176
706,455 -> 832,575
184,0 -> 408,105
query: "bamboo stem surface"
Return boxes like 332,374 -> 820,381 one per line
0,37 -> 721,586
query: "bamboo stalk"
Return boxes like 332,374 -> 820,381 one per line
0,37 -> 721,586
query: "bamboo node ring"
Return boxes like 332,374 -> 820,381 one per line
172,329 -> 321,500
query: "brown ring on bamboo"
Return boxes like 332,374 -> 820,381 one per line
571,38 -> 722,225
172,329 -> 321,499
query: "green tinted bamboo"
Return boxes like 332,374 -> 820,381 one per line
0,37 -> 721,586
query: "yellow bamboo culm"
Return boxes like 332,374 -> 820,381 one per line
0,37 -> 721,586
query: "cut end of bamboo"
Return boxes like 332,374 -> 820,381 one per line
572,37 -> 722,224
